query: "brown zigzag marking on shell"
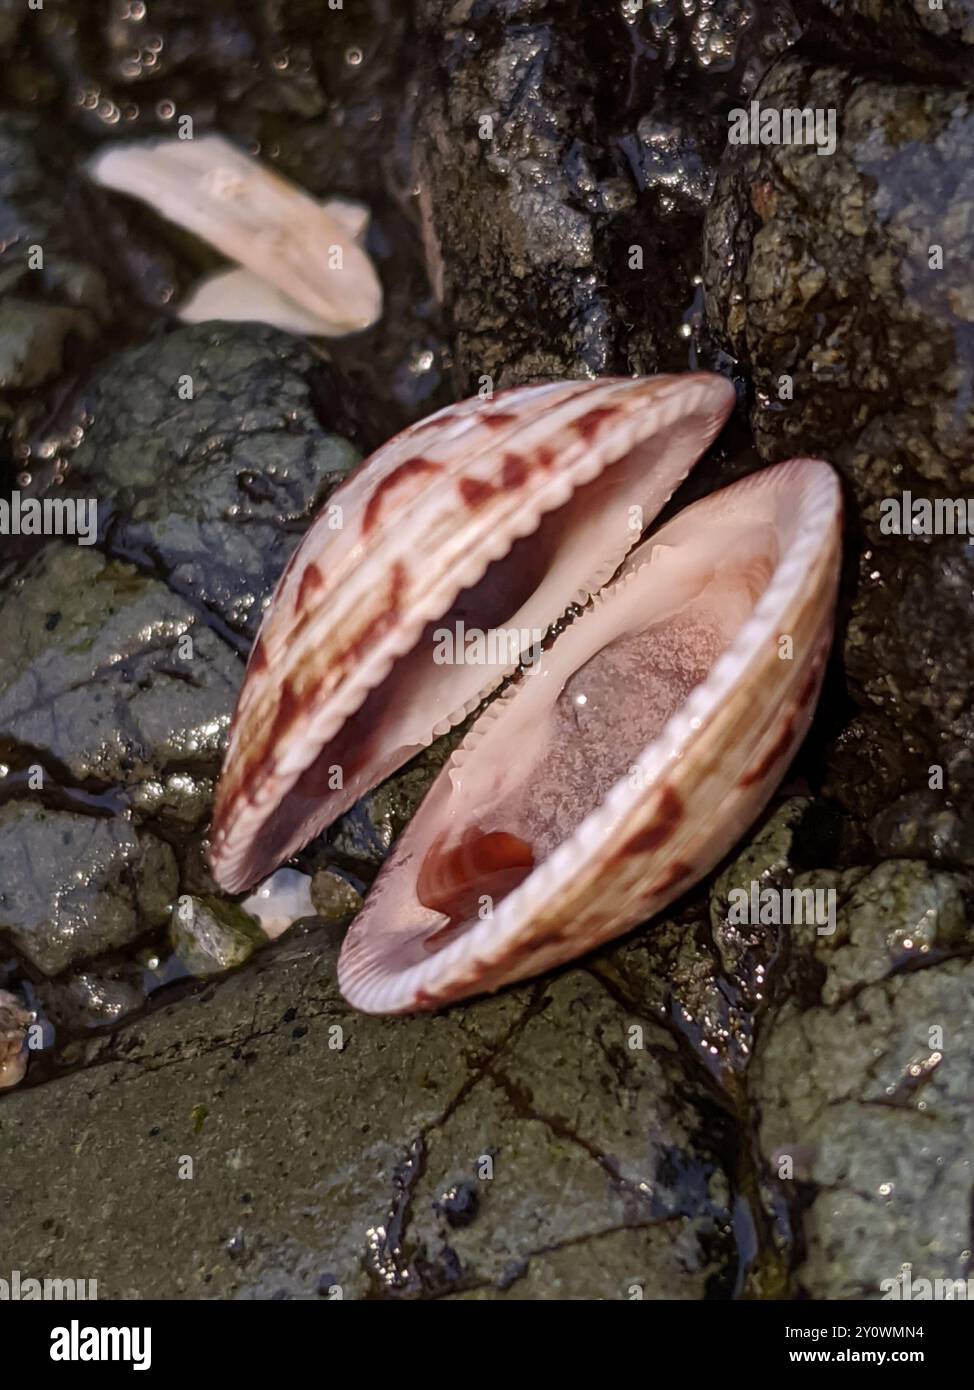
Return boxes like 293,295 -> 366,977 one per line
362,457 -> 441,534
295,560 -> 325,612
458,476 -> 498,507
246,563 -> 407,795
501,452 -> 528,489
619,785 -> 685,856
534,444 -> 556,470
336,561 -> 406,674
649,858 -> 694,896
572,405 -> 618,444
739,716 -> 796,788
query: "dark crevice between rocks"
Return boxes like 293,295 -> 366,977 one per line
432,1216 -> 692,1301
0,737 -> 127,816
585,952 -> 787,1299
362,980 -> 551,1298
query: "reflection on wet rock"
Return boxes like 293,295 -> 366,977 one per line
65,323 -> 359,640
0,801 -> 176,976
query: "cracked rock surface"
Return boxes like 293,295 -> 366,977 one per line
0,928 -> 735,1299
66,323 -> 359,641
751,858 -> 974,1298
6,798 -> 970,1300
0,542 -> 239,798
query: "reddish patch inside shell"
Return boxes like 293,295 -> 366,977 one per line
418,828 -> 536,934
352,511 -> 784,973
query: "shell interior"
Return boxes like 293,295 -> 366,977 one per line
337,457 -> 841,1013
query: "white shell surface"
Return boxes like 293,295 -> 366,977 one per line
90,135 -> 382,334
337,457 -> 842,1014
179,267 -> 345,336
210,374 -> 737,893
241,868 -> 316,941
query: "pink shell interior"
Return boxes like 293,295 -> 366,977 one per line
338,457 -> 842,1013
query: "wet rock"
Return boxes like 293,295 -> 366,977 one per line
869,790 -> 974,867
67,323 -> 359,640
0,114 -> 112,326
750,961 -> 972,1295
37,968 -> 146,1033
842,536 -> 974,812
0,800 -> 176,976
0,987 -> 32,1089
703,57 -> 974,814
0,933 -> 737,1298
127,772 -> 216,833
0,543 -> 239,816
752,855 -> 974,1298
0,110 -> 152,463
0,322 -> 362,1021
170,895 -> 265,978
0,299 -> 97,391
413,0 -> 800,391
413,3 -> 612,388
39,0 -> 330,141
434,1178 -> 479,1230
402,971 -> 734,1297
790,861 -> 968,1007
704,59 -> 974,493
807,1 -> 974,82
309,868 -> 363,922
604,798 -> 828,1081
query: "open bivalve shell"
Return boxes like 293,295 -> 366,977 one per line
209,374 -> 842,1014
